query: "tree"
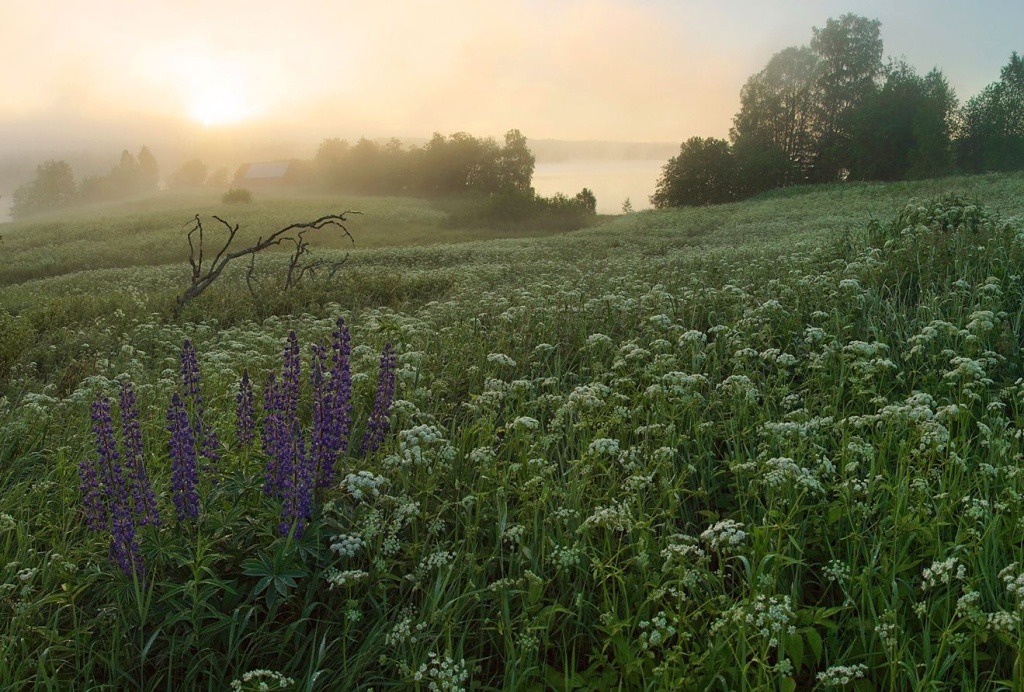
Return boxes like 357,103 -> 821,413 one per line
497,129 -> 535,193
314,138 -> 351,189
650,137 -> 737,208
417,132 -> 501,196
574,187 -> 597,214
137,146 -> 160,191
108,150 -> 139,193
10,160 -> 76,219
956,52 -> 1024,172
206,167 -> 230,188
808,14 -> 884,180
731,45 -> 820,185
909,69 -> 957,178
170,159 -> 209,188
847,63 -> 956,181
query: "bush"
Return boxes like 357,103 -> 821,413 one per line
865,194 -> 1017,307
651,137 -> 737,208
446,188 -> 597,232
221,188 -> 253,204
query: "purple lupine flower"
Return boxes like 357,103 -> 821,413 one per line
235,369 -> 255,446
167,392 -> 200,522
180,338 -> 220,463
81,397 -> 117,532
309,343 -> 332,488
279,426 -> 314,538
84,395 -> 143,576
118,381 -> 160,526
261,373 -> 289,496
361,342 -> 397,455
280,331 -> 301,423
107,456 -> 141,578
263,331 -> 302,498
318,316 -> 354,487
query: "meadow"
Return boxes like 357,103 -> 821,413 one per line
3,173 -> 1024,689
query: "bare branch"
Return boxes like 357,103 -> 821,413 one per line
176,211 -> 360,309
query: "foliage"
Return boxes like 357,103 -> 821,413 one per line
170,159 -> 210,189
956,52 -> 1024,173
10,160 -> 77,219
848,63 -> 957,181
667,15 -> 1024,209
447,187 -> 598,232
808,13 -> 884,180
11,147 -> 162,218
650,137 -> 737,208
221,188 -> 253,204
731,45 -> 820,185
313,129 -> 537,199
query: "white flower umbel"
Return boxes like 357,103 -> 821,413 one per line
700,519 -> 748,554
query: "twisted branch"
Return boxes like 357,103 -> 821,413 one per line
177,211 -> 359,308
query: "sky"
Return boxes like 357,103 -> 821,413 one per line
1,0 -> 1021,156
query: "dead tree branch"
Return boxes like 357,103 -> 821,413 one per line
176,211 -> 359,309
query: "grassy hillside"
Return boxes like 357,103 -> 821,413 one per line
0,189 -> 599,288
3,172 -> 1024,689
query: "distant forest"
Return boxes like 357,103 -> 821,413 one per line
6,129 -> 599,227
652,14 -> 1024,208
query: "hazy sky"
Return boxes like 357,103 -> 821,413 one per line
2,0 -> 1021,150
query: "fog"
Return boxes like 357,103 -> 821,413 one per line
2,0 -> 1022,216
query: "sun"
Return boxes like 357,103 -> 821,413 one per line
167,49 -> 265,127
188,88 -> 256,127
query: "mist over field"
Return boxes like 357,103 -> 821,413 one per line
2,1 -> 1022,218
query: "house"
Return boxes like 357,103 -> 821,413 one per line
233,161 -> 292,187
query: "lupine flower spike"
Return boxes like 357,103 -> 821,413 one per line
180,338 -> 220,462
167,392 -> 200,522
82,395 -> 143,576
118,381 -> 160,526
235,369 -> 255,446
362,342 -> 397,455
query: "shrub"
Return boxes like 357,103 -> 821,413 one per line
865,194 -> 1018,307
446,188 -> 598,232
221,188 -> 253,204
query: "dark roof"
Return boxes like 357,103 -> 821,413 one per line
242,161 -> 290,179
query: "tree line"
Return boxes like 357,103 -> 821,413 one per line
10,147 -> 160,219
309,129 -> 536,197
652,14 -> 1024,208
6,149 -> 236,220
7,128 -> 597,226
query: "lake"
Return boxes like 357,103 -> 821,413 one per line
532,159 -> 665,214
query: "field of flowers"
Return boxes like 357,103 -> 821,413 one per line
3,173 -> 1024,689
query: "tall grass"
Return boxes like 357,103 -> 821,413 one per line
2,174 -> 1024,688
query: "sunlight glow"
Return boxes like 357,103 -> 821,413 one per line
168,48 -> 267,127
188,88 -> 257,127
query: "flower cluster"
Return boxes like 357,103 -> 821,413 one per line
700,519 -> 748,554
79,391 -> 157,576
362,342 -> 397,454
79,319 -> 400,569
180,338 -> 220,462
167,391 -> 200,522
411,652 -> 469,692
816,664 -> 868,687
228,669 -> 295,691
260,321 -> 393,537
235,368 -> 255,445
